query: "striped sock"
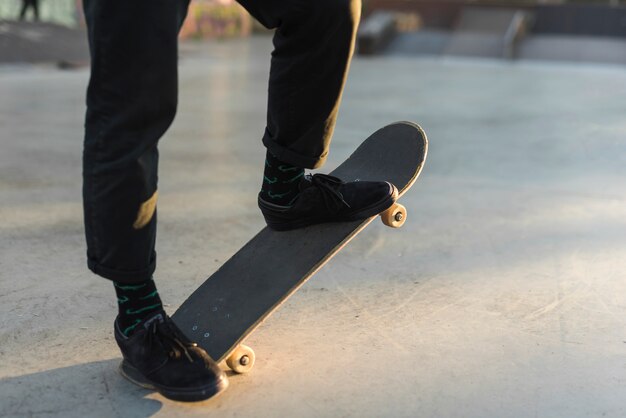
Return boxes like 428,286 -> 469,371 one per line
260,151 -> 304,206
114,278 -> 163,336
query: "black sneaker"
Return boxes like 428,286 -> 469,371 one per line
258,173 -> 398,231
114,312 -> 228,402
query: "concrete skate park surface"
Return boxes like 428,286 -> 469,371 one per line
1,36 -> 625,417
0,21 -> 88,65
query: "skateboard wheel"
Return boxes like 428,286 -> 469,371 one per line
226,344 -> 255,374
381,203 -> 407,228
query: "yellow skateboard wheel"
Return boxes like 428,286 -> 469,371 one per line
226,344 -> 255,374
381,203 -> 406,228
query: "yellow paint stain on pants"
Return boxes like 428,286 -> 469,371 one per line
133,191 -> 158,230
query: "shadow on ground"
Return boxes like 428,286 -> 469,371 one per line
0,359 -> 163,418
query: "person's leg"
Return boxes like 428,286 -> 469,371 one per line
238,0 -> 398,230
82,0 -> 227,401
19,0 -> 28,20
83,0 -> 183,284
31,0 -> 39,21
238,0 -> 361,169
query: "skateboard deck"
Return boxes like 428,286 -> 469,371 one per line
172,121 -> 428,373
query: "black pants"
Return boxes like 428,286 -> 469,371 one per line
82,0 -> 361,283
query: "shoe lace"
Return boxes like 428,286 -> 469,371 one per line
144,319 -> 195,363
308,174 -> 351,211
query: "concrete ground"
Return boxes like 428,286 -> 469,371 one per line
0,21 -> 88,65
1,36 -> 625,417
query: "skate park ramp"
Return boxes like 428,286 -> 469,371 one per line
442,8 -> 526,58
374,7 -> 529,59
373,5 -> 626,65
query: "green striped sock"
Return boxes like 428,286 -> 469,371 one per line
113,278 -> 163,336
260,151 -> 304,206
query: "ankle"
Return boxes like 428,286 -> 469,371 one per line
114,278 -> 163,336
260,151 -> 304,206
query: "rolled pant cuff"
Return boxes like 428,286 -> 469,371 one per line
87,258 -> 156,284
262,136 -> 327,170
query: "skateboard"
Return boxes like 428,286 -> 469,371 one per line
172,121 -> 428,373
